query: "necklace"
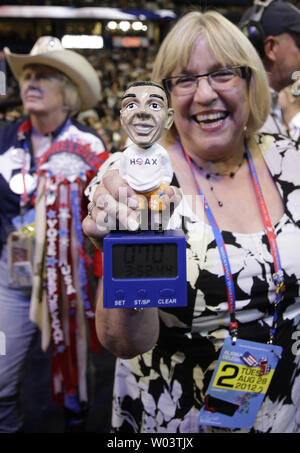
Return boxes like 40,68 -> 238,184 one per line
183,141 -> 285,344
199,152 -> 247,207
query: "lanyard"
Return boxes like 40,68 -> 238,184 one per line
245,142 -> 282,273
183,140 -> 285,344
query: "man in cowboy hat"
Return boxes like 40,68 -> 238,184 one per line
0,36 -> 109,433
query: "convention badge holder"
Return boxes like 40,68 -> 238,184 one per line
198,337 -> 282,429
7,209 -> 35,289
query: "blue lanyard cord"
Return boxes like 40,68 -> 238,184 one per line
183,141 -> 285,344
184,151 -> 238,340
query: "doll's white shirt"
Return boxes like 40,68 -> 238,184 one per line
119,142 -> 173,192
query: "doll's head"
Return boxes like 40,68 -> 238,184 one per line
120,81 -> 174,148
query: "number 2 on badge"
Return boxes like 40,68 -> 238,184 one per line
215,364 -> 239,388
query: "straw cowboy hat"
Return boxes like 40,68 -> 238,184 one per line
4,36 -> 101,111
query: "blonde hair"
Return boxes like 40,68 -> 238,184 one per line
152,10 -> 271,140
60,75 -> 81,115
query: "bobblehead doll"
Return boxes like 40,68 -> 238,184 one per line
119,81 -> 174,214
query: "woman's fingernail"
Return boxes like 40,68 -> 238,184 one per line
128,214 -> 140,231
96,224 -> 109,233
128,197 -> 139,209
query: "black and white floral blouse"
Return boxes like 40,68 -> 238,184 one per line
87,134 -> 300,433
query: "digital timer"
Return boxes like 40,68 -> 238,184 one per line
103,229 -> 187,309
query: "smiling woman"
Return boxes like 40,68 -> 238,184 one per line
154,11 -> 270,151
84,10 -> 300,434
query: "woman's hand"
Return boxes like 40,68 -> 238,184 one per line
82,169 -> 182,358
82,169 -> 181,248
82,169 -> 140,248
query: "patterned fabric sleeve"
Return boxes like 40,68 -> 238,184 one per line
84,152 -> 122,200
110,133 -> 300,433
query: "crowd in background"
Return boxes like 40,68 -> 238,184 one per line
4,0 -> 176,8
3,41 -> 298,150
0,46 -> 157,152
2,0 -> 299,147
0,0 -> 194,146
79,46 -> 157,152
1,0 -> 300,433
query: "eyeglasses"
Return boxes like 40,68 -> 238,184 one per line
162,66 -> 251,96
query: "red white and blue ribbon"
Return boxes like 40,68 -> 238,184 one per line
17,117 -> 109,408
70,180 -> 100,354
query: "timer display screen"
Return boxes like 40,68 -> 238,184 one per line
112,243 -> 178,279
